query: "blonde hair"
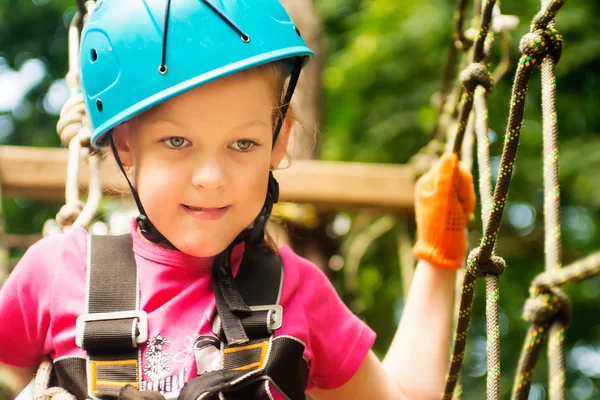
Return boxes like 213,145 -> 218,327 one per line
243,60 -> 301,253
242,60 -> 300,134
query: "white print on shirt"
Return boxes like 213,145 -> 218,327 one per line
139,369 -> 187,394
142,334 -> 188,396
172,335 -> 198,364
143,334 -> 171,382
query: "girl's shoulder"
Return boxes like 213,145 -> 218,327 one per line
275,245 -> 377,391
276,244 -> 339,303
12,226 -> 89,282
277,244 -> 328,283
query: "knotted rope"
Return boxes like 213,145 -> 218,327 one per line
508,1 -> 567,398
36,2 -> 97,399
43,2 -> 101,236
441,1 -> 509,399
445,1 -> 567,399
511,252 -> 600,400
32,357 -> 77,400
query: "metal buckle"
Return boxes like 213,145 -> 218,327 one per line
75,310 -> 148,349
212,305 -> 283,335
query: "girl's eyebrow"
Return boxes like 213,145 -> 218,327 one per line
227,120 -> 270,133
148,116 -> 186,129
148,118 -> 269,133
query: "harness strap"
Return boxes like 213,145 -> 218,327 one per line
182,246 -> 309,400
212,245 -> 284,340
80,234 -> 143,398
63,236 -> 307,399
179,336 -> 308,400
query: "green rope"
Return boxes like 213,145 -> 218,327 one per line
533,252 -> 600,290
541,13 -> 566,398
511,257 -> 600,399
442,0 -> 503,399
508,1 -> 567,398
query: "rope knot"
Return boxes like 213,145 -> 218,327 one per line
56,92 -> 91,148
523,287 -> 571,326
459,63 -> 494,92
466,247 -> 506,278
56,200 -> 85,228
37,387 -> 77,400
519,26 -> 563,63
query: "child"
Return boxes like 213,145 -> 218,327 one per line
0,1 -> 475,399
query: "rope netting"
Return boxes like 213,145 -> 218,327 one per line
438,0 -> 600,399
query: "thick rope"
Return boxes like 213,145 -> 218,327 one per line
540,13 -> 566,399
532,251 -> 600,290
45,4 -> 101,235
445,0 -> 566,396
509,2 -> 567,397
32,357 -> 77,400
432,0 -> 470,142
36,5 -> 97,400
474,30 -> 505,400
442,1 -> 503,399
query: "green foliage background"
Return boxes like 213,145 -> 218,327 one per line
1,0 -> 599,398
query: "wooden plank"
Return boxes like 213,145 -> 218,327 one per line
0,146 -> 415,209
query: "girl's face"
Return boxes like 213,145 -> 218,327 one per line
113,68 -> 290,256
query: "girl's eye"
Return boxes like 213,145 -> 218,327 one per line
231,139 -> 257,152
162,136 -> 190,149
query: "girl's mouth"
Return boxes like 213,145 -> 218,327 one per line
182,204 -> 231,221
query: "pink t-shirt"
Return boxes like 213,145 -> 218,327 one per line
0,222 -> 375,396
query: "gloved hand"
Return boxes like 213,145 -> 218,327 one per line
412,152 -> 476,270
118,385 -> 166,400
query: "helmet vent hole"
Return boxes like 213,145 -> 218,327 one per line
294,26 -> 301,37
96,99 -> 103,112
90,49 -> 98,63
241,35 -> 250,43
158,65 -> 168,75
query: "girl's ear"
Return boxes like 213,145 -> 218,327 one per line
111,123 -> 134,168
270,107 -> 294,168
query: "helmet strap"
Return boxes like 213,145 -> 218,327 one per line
272,56 -> 303,146
108,134 -> 178,250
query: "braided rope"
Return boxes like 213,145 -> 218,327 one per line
475,29 -> 504,400
540,15 -> 566,400
44,3 -> 101,235
509,2 -> 568,397
34,4 -> 97,400
442,0 -> 567,399
442,1 -> 503,399
32,358 -> 78,400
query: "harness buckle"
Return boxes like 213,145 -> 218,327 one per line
251,305 -> 283,330
75,310 -> 149,349
212,305 -> 283,335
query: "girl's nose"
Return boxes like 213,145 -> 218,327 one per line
191,157 -> 227,189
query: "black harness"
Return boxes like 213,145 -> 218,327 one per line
47,234 -> 309,399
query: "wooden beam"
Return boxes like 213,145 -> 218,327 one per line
0,146 -> 415,210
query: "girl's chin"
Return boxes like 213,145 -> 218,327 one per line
172,236 -> 234,257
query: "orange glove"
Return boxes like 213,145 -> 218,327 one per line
413,153 -> 476,270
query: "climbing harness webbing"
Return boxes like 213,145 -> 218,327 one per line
44,234 -> 309,399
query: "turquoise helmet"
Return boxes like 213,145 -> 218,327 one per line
80,0 -> 313,147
